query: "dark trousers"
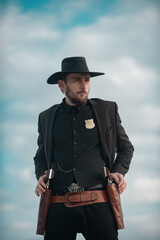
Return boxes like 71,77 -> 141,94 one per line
44,202 -> 118,240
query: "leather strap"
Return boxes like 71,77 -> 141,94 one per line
51,190 -> 108,208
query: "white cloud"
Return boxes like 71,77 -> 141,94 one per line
1,122 -> 36,150
60,6 -> 159,62
18,168 -> 33,182
4,165 -> 35,184
0,204 -> 16,212
131,133 -> 160,150
0,6 -> 59,44
99,57 -> 159,108
107,57 -> 157,86
134,178 -> 160,202
123,177 -> 160,204
45,0 -> 90,24
11,221 -> 32,230
139,105 -> 160,130
126,213 -> 160,238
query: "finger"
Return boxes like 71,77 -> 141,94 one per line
39,176 -> 47,188
116,174 -> 124,186
111,174 -> 120,184
43,174 -> 48,184
36,185 -> 45,195
37,183 -> 46,193
39,180 -> 47,189
120,180 -> 126,189
35,189 -> 41,197
118,178 -> 125,187
118,182 -> 127,194
119,187 -> 125,194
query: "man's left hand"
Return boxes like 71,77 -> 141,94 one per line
110,173 -> 126,194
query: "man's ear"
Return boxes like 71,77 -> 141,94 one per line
58,80 -> 65,93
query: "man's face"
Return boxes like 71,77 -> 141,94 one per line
58,73 -> 90,106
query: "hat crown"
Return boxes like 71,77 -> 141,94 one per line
62,57 -> 89,73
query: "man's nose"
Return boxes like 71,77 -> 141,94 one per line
80,79 -> 87,88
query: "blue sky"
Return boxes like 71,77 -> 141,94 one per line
0,0 -> 160,240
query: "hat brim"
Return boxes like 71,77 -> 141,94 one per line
47,71 -> 105,84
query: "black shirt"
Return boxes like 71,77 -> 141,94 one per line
51,99 -> 106,190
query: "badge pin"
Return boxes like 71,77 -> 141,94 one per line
85,119 -> 95,129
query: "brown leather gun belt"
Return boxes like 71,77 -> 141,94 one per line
51,190 -> 108,208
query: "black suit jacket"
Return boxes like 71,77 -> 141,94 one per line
34,98 -> 134,180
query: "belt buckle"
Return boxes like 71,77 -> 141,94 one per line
66,191 -> 83,206
66,192 -> 75,205
68,183 -> 84,193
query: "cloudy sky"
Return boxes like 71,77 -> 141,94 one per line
0,0 -> 160,240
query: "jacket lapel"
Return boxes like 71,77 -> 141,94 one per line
89,99 -> 110,167
44,104 -> 60,169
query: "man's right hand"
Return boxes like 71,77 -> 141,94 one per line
35,171 -> 48,197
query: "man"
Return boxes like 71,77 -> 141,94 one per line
34,56 -> 134,240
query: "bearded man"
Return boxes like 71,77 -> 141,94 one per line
34,56 -> 134,240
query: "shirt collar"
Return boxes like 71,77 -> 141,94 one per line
62,98 -> 89,113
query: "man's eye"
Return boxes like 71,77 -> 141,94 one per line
75,78 -> 80,82
85,78 -> 90,82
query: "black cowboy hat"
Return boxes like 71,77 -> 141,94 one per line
47,56 -> 105,84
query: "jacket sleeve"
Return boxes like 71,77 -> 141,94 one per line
111,103 -> 134,175
33,114 -> 48,180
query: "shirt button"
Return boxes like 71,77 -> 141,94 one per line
73,130 -> 76,134
73,155 -> 77,158
73,142 -> 77,145
73,117 -> 76,121
73,168 -> 76,171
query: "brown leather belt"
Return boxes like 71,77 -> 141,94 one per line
51,190 -> 108,208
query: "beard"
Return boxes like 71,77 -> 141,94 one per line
65,86 -> 89,106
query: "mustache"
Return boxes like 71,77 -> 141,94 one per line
77,90 -> 87,94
